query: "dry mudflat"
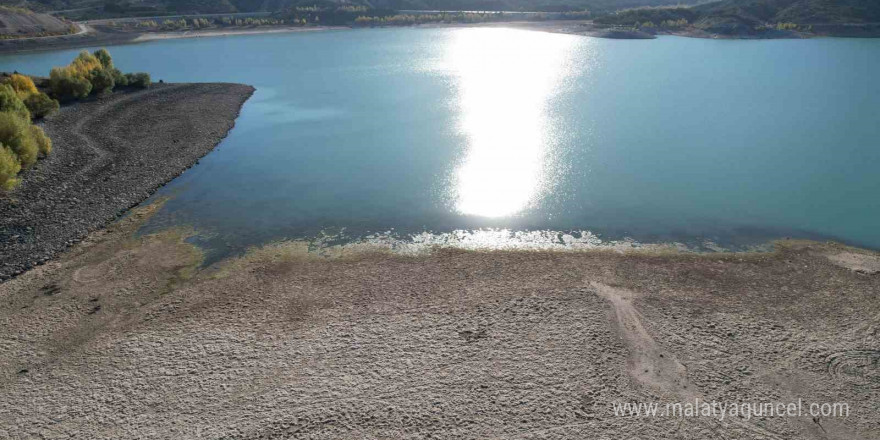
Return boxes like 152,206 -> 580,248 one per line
0,201 -> 877,439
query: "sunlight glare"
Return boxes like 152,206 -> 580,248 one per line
447,28 -> 576,217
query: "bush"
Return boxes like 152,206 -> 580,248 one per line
110,67 -> 128,87
23,92 -> 59,119
0,145 -> 21,190
125,72 -> 151,89
125,72 -> 151,88
89,67 -> 115,95
4,73 -> 37,98
49,51 -> 105,101
94,48 -> 113,68
0,84 -> 30,120
29,124 -> 51,155
0,112 -> 38,168
49,67 -> 93,101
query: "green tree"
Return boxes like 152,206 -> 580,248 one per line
94,48 -> 113,69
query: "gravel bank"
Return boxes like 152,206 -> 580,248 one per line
0,83 -> 254,280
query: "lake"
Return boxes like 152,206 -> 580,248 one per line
2,28 -> 878,256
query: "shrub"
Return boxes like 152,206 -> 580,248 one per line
0,112 -> 38,168
0,84 -> 30,120
49,67 -> 93,101
4,73 -> 37,98
49,51 -> 105,101
110,67 -> 128,87
89,67 -> 115,95
94,48 -> 113,68
125,72 -> 151,89
0,145 -> 21,190
23,92 -> 59,119
29,124 -> 51,155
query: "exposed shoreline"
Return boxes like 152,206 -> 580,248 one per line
0,201 -> 877,438
0,83 -> 254,280
0,19 -> 877,55
132,24 -> 347,42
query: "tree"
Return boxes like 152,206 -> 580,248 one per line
69,51 -> 102,77
94,48 -> 113,69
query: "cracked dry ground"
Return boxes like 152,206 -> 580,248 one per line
0,204 -> 878,439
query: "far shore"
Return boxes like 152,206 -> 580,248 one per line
1,18 -> 878,55
131,24 -> 349,42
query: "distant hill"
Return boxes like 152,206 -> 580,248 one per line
595,0 -> 880,36
6,0 -> 704,16
0,6 -> 74,37
7,0 -> 878,32
694,0 -> 880,24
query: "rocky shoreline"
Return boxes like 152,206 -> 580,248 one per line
0,83 -> 254,280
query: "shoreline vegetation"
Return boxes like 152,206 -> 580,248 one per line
0,49 -> 150,190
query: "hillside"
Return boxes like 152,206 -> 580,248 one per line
695,0 -> 880,23
0,6 -> 74,37
7,0 -> 704,17
595,0 -> 880,36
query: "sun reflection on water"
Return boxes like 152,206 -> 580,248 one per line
446,28 -> 578,218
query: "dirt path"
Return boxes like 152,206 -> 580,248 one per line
592,281 -> 691,398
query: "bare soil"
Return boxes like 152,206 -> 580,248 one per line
0,9 -> 71,38
0,202 -> 876,439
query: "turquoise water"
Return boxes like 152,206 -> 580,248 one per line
2,28 -> 879,253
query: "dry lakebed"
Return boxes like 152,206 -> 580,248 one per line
0,201 -> 877,438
